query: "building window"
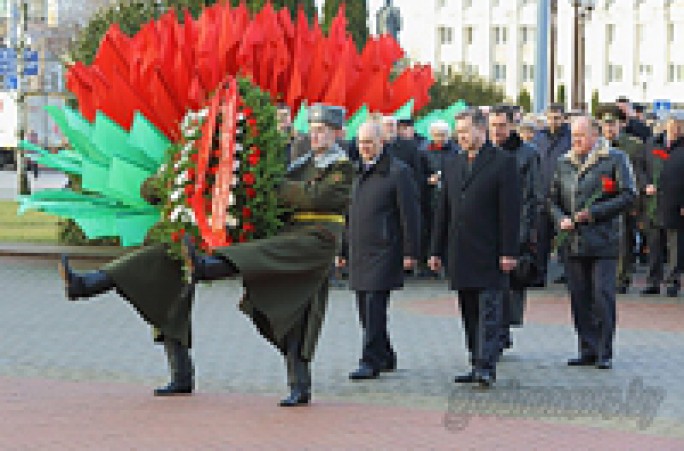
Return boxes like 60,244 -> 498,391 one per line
438,0 -> 447,7
464,0 -> 472,8
606,24 -> 616,45
520,26 -> 535,45
605,0 -> 616,10
522,63 -> 535,82
639,64 -> 653,76
494,26 -> 508,45
556,65 -> 564,80
668,23 -> 676,43
493,63 -> 507,81
636,24 -> 644,43
607,64 -> 623,83
668,64 -> 684,82
492,0 -> 500,6
438,26 -> 453,45
464,26 -> 474,45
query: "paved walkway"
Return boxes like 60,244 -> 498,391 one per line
1,256 -> 683,449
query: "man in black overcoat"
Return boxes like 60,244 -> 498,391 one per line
337,121 -> 421,379
429,109 -> 521,388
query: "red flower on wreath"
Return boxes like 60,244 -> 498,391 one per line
242,172 -> 256,186
187,167 -> 195,179
652,149 -> 669,160
242,206 -> 253,219
190,153 -> 199,163
248,152 -> 260,166
184,184 -> 193,196
601,176 -> 617,194
245,187 -> 257,199
242,107 -> 253,118
242,222 -> 256,234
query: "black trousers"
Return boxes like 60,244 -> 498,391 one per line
664,228 -> 683,288
646,227 -> 667,286
499,287 -> 526,348
458,289 -> 503,372
565,257 -> 617,360
356,290 -> 395,370
617,213 -> 637,287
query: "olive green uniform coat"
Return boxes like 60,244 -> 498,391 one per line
101,145 -> 352,360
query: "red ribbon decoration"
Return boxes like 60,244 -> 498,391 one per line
208,78 -> 238,248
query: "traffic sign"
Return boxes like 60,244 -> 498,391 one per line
653,99 -> 671,113
4,74 -> 17,90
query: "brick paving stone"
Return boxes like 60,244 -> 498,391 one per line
1,256 -> 683,447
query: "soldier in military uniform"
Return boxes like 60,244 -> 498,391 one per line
182,104 -> 353,406
598,107 -> 646,293
57,105 -> 353,407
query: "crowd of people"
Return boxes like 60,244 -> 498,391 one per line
58,99 -> 683,404
273,98 -> 683,386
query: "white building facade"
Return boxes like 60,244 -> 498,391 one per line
368,0 -> 684,107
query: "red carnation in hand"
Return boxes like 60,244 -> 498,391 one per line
242,172 -> 256,186
242,222 -> 256,234
601,176 -> 617,194
652,149 -> 669,160
171,231 -> 181,243
245,187 -> 257,199
242,206 -> 253,219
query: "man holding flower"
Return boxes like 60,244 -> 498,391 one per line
548,116 -> 637,370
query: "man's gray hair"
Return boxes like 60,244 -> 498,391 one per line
571,114 -> 601,133
359,121 -> 383,140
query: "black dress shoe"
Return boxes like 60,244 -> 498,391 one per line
454,370 -> 477,383
640,285 -> 661,296
279,388 -> 310,407
379,356 -> 397,373
349,364 -> 379,380
473,369 -> 495,389
666,285 -> 680,298
567,356 -> 597,366
553,274 -> 567,284
154,381 -> 193,396
596,358 -> 612,369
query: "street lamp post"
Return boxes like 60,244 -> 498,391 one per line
570,0 -> 595,112
15,0 -> 30,195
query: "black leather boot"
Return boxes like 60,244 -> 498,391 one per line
154,339 -> 194,396
58,255 -> 115,301
181,236 -> 237,282
280,340 -> 311,407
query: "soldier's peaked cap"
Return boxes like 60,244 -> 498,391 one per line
309,104 -> 346,128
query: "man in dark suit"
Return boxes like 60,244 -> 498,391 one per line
549,115 -> 636,369
532,103 -> 572,286
488,106 -> 541,354
429,109 -> 521,388
337,121 -> 420,380
642,112 -> 684,297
